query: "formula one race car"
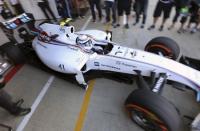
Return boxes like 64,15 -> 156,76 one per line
1,13 -> 200,131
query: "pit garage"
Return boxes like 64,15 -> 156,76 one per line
0,0 -> 200,131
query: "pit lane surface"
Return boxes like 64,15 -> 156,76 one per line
1,1 -> 200,131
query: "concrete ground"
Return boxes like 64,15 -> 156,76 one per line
0,0 -> 200,131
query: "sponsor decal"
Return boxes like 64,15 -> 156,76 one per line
152,77 -> 165,92
116,61 -> 136,68
59,27 -> 65,33
101,64 -> 120,70
68,46 -> 78,51
94,62 -> 100,66
58,64 -> 65,71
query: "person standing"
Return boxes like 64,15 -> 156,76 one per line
104,0 -> 117,25
116,0 -> 132,29
148,0 -> 174,31
187,0 -> 200,33
55,0 -> 72,19
0,75 -> 31,116
87,0 -> 102,22
168,0 -> 189,30
133,0 -> 149,28
9,0 -> 24,15
37,0 -> 57,21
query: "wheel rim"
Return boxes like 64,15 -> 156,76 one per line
145,44 -> 173,59
126,104 -> 168,131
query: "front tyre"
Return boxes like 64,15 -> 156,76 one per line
125,89 -> 181,131
145,37 -> 180,60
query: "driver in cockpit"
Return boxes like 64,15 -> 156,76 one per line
76,35 -> 103,54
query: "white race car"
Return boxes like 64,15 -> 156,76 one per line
1,14 -> 200,131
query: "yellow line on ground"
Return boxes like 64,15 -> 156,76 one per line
74,80 -> 96,131
74,19 -> 112,131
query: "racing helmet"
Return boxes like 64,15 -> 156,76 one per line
76,35 -> 92,49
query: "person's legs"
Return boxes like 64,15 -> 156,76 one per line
0,90 -> 30,116
0,90 -> 13,112
13,3 -> 24,15
116,2 -> 123,27
141,0 -> 148,28
148,1 -> 162,30
105,1 -> 111,23
88,0 -> 96,21
38,3 -> 50,20
159,3 -> 173,31
111,1 -> 117,24
134,1 -> 141,25
45,3 -> 57,21
178,15 -> 188,33
124,2 -> 132,29
95,0 -> 102,20
169,6 -> 180,30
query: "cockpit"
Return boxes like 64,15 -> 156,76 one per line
76,34 -> 113,54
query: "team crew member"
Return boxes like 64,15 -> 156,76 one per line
37,0 -> 57,21
148,0 -> 174,31
177,0 -> 199,33
133,0 -> 149,28
104,0 -> 117,25
188,0 -> 200,33
168,0 -> 189,30
0,75 -> 31,116
87,0 -> 102,22
116,0 -> 132,29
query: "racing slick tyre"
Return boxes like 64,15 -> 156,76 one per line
0,42 -> 26,64
145,37 -> 180,60
125,89 -> 181,131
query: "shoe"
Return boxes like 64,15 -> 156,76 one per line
177,29 -> 183,34
124,24 -> 129,29
148,25 -> 155,30
140,24 -> 144,28
112,23 -> 116,27
92,19 -> 96,23
191,28 -> 197,34
159,25 -> 164,31
112,21 -> 116,25
168,25 -> 173,30
99,17 -> 102,22
133,22 -> 138,26
80,84 -> 88,90
80,15 -> 85,19
114,24 -> 120,28
11,107 -> 31,116
14,99 -> 24,107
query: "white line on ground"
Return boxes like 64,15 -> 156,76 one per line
81,16 -> 92,31
16,76 -> 55,131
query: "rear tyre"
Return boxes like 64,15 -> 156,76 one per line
125,89 -> 181,131
0,42 -> 26,64
145,37 -> 180,60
